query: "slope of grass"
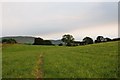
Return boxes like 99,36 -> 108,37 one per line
2,41 -> 119,78
0,43 -> 2,79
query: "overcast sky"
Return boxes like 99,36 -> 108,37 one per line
2,2 -> 118,40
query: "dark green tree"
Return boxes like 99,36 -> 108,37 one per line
43,40 -> 52,45
2,38 -> 17,44
61,34 -> 74,46
33,38 -> 52,45
83,37 -> 93,44
59,43 -> 63,46
105,37 -> 111,42
96,36 -> 104,43
33,38 -> 44,45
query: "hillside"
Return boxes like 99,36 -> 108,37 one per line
1,36 -> 35,44
2,41 -> 118,78
1,36 -> 64,45
50,40 -> 65,45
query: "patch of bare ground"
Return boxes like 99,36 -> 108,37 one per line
33,54 -> 44,80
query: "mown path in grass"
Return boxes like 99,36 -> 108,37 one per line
33,54 -> 43,78
2,44 -> 46,78
2,41 -> 119,78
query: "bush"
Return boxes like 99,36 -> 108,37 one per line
83,37 -> 93,44
2,38 -> 17,44
33,38 -> 53,45
43,40 -> 53,45
59,43 -> 63,46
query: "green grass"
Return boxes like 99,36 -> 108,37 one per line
2,41 -> 119,78
0,43 -> 2,79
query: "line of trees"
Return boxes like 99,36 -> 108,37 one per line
61,34 -> 120,46
61,34 -> 94,46
2,34 -> 120,46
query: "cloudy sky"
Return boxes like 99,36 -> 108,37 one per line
2,2 -> 118,40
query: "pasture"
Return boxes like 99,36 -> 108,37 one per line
2,41 -> 118,78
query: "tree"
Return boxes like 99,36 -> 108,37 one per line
61,34 -> 74,46
105,37 -> 111,42
43,40 -> 52,45
112,38 -> 120,41
2,38 -> 17,44
33,38 -> 53,45
96,36 -> 104,43
83,37 -> 93,44
59,43 -> 63,46
33,38 -> 44,45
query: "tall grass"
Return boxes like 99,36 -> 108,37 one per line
0,43 -> 2,79
2,41 -> 118,78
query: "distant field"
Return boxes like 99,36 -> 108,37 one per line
2,41 -> 119,78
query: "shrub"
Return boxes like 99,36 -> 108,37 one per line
2,38 -> 17,44
83,37 -> 93,44
59,43 -> 63,46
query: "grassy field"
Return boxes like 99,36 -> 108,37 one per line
0,43 -> 2,79
2,41 -> 119,78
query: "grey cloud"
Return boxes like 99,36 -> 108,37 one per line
2,2 -> 118,39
